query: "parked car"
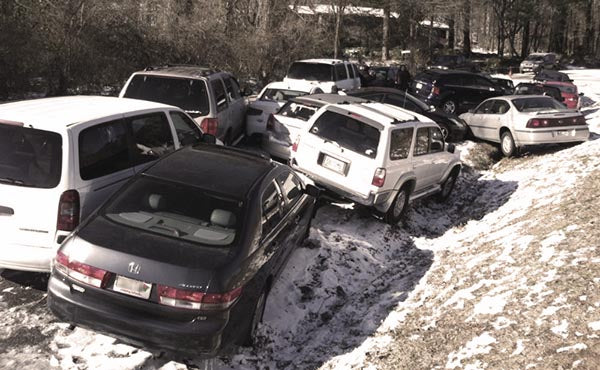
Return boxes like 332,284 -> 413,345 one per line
289,94 -> 462,224
0,96 -> 214,272
47,144 -> 318,356
345,87 -> 468,141
543,81 -> 580,109
519,53 -> 558,73
459,95 -> 588,157
533,69 -> 572,83
490,77 -> 515,95
120,65 -> 247,145
246,81 -> 313,138
428,54 -> 479,72
365,66 -> 400,88
283,59 -> 361,93
410,70 -> 504,114
514,82 -> 565,105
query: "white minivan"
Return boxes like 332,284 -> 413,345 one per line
0,96 -> 211,272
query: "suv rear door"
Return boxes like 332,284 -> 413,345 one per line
223,76 -> 245,141
210,77 -> 230,142
412,125 -> 446,190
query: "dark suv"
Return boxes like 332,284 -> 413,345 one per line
410,70 -> 504,114
47,144 -> 318,356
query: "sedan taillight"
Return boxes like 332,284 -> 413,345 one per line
55,250 -> 110,288
157,285 -> 242,311
526,116 -> 587,128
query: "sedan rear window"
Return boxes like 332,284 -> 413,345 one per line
287,62 -> 334,81
277,101 -> 318,121
123,75 -> 210,116
104,177 -> 242,247
261,89 -> 308,102
309,111 -> 380,158
0,125 -> 62,188
512,97 -> 566,112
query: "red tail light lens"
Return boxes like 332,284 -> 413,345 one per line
292,135 -> 301,152
527,116 -> 586,128
54,250 -> 109,288
432,86 -> 441,96
157,285 -> 242,311
57,190 -> 80,232
372,168 -> 386,187
200,117 -> 219,136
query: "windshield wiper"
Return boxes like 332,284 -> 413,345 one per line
0,177 -> 25,186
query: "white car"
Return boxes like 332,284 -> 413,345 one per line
519,53 -> 558,74
290,94 -> 462,224
460,95 -> 589,157
246,81 -> 314,137
283,59 -> 361,94
0,96 -> 212,272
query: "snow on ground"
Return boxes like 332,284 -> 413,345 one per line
1,70 -> 600,370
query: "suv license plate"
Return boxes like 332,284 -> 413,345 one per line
113,275 -> 152,299
322,155 -> 347,175
555,130 -> 574,137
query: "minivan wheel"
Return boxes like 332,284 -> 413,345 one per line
244,288 -> 267,346
442,99 -> 457,114
437,172 -> 457,202
384,187 -> 409,224
500,131 -> 517,157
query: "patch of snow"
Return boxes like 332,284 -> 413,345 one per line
556,343 -> 587,353
511,339 -> 526,356
588,321 -> 600,331
551,320 -> 569,339
446,332 -> 496,369
473,293 -> 511,316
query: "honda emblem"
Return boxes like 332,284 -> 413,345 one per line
128,262 -> 141,274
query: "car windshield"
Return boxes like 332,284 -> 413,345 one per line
553,85 -> 577,94
277,101 -> 319,121
287,62 -> 334,81
433,56 -> 454,64
512,97 -> 566,112
123,75 -> 210,116
104,177 -> 243,247
0,124 -> 62,188
526,55 -> 544,61
261,88 -> 308,102
310,110 -> 380,158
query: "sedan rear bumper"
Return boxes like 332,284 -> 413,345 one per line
47,275 -> 226,356
262,133 -> 291,160
514,126 -> 589,145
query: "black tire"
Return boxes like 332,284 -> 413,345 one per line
384,187 -> 409,225
437,122 -> 450,140
500,131 -> 517,157
441,99 -> 458,114
224,129 -> 233,146
243,288 -> 267,347
437,170 -> 458,202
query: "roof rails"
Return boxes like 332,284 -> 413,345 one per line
353,101 -> 419,124
143,64 -> 220,77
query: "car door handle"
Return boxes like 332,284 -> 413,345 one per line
0,206 -> 14,216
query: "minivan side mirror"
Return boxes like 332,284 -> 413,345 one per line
304,184 -> 321,198
201,134 -> 217,144
446,143 -> 456,153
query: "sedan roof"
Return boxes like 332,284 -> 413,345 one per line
144,145 -> 275,199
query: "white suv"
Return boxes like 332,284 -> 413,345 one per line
283,59 -> 361,93
290,94 -> 462,223
0,96 -> 212,272
120,65 -> 247,145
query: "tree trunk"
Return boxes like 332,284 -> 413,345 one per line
333,2 -> 346,59
521,19 -> 530,58
448,15 -> 455,50
382,4 -> 390,61
462,0 -> 471,54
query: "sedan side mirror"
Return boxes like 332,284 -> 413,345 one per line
446,143 -> 456,153
304,184 -> 321,198
201,134 -> 217,144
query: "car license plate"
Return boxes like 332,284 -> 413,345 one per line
113,275 -> 152,299
555,130 -> 574,137
321,154 -> 347,175
415,82 -> 423,90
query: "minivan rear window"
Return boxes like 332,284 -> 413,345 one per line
105,177 -> 242,247
287,62 -> 334,81
123,75 -> 210,116
0,125 -> 62,188
309,111 -> 380,158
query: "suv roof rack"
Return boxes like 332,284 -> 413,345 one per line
354,101 -> 419,124
143,64 -> 219,76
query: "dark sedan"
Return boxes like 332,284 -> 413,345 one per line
346,87 -> 467,141
47,144 -> 318,356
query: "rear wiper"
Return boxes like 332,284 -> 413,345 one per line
0,177 -> 25,186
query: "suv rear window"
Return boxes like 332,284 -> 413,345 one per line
287,62 -> 333,81
105,177 -> 242,247
123,75 -> 210,116
0,125 -> 62,188
277,101 -> 318,121
310,111 -> 380,158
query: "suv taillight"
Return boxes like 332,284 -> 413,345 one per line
292,135 -> 301,152
157,285 -> 242,311
372,168 -> 386,187
200,117 -> 219,136
432,86 -> 441,96
55,250 -> 110,288
57,190 -> 80,231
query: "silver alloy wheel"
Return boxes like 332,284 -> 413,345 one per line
501,134 -> 513,155
393,191 -> 407,218
442,100 -> 456,114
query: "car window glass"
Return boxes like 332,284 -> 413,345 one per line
211,79 -> 228,112
475,77 -> 494,87
390,127 -> 414,160
262,181 -> 283,235
430,127 -> 444,153
224,77 -> 241,101
288,62 -> 333,81
384,94 -> 420,111
261,89 -> 308,102
128,112 -> 175,166
444,75 -> 463,85
475,100 -> 494,114
310,111 -> 380,158
348,63 -> 355,79
79,119 -> 130,180
491,100 -> 510,114
169,111 -> 202,146
277,171 -> 303,212
414,127 -> 429,156
334,64 -> 347,81
278,101 -> 319,121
